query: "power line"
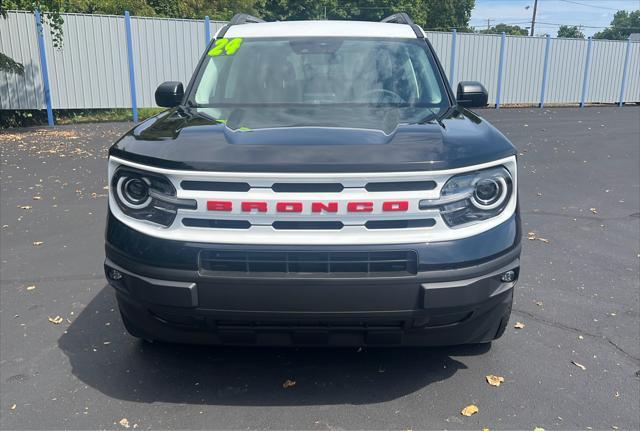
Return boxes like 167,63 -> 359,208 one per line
552,0 -> 620,11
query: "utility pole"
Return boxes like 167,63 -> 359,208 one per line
487,18 -> 492,30
530,0 -> 538,36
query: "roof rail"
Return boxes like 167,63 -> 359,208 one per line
380,12 -> 423,38
217,13 -> 265,38
229,13 -> 265,25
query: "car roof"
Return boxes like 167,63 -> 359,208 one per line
223,20 -> 421,39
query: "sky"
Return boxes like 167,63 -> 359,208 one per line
469,0 -> 640,36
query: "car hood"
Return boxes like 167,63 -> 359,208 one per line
109,107 -> 516,172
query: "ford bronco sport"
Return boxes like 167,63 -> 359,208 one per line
105,13 -> 521,346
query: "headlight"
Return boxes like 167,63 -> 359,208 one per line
111,167 -> 196,227
420,166 -> 513,227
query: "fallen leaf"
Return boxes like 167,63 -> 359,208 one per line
26,285 -> 36,291
282,379 -> 296,389
18,205 -> 32,210
535,301 -> 543,307
10,404 -> 16,410
32,196 -> 42,200
486,374 -> 505,387
514,321 -> 526,329
460,404 -> 478,417
590,207 -> 598,214
534,427 -> 545,431
527,232 -> 550,243
33,241 -> 43,246
572,361 -> 586,371
48,316 -> 64,324
119,418 -> 130,428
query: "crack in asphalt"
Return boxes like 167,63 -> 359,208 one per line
513,308 -> 640,363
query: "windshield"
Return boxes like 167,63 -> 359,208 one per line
190,37 -> 450,133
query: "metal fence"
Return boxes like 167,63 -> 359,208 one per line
1,10 -> 638,125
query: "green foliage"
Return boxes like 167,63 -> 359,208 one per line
1,0 -> 64,74
557,25 -> 584,39
258,0 -> 475,31
0,52 -> 25,75
1,1 -> 64,46
0,108 -> 165,129
593,10 -> 640,40
480,23 -> 528,36
62,0 -> 263,19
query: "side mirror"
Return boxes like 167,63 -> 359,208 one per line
155,81 -> 184,107
456,81 -> 488,108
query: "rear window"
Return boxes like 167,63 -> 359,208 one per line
191,37 -> 449,133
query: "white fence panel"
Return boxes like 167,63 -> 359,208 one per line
455,33 -> 502,104
501,35 -> 547,105
424,31 -> 452,81
588,39 -> 628,104
623,42 -> 640,104
0,11 -> 44,109
43,13 -> 131,109
131,17 -> 204,108
545,37 -> 587,104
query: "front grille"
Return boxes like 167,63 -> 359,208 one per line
180,180 -> 435,193
183,218 -> 436,230
199,250 -> 418,276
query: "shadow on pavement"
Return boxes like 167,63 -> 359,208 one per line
58,286 -> 489,406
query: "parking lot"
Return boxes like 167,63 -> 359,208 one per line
1,107 -> 639,430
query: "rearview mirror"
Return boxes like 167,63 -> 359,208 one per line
456,81 -> 488,108
155,81 -> 184,108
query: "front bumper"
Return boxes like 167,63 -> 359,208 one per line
105,212 -> 521,346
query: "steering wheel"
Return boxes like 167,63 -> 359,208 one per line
362,88 -> 406,103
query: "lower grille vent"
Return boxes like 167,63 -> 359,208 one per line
199,250 -> 418,276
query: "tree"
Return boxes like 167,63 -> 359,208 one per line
557,25 -> 584,38
258,0 -> 475,31
480,23 -> 528,36
63,0 -> 263,20
594,10 -> 640,40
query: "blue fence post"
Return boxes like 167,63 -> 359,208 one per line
204,16 -> 211,47
124,11 -> 138,122
34,10 -> 54,126
580,36 -> 593,108
618,37 -> 632,107
540,34 -> 551,108
496,32 -> 506,109
449,28 -> 457,87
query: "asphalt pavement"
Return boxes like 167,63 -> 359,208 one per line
1,107 -> 639,430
